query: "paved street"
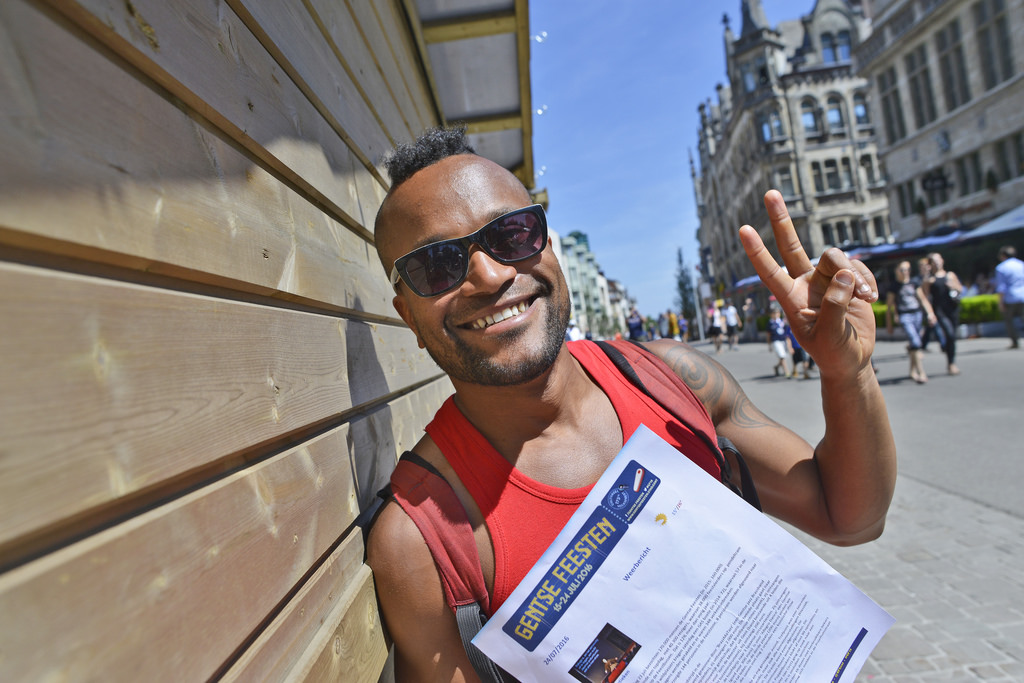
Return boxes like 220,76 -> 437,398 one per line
695,335 -> 1024,682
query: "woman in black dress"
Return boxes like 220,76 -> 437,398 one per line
924,252 -> 964,376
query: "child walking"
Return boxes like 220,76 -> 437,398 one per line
767,307 -> 792,378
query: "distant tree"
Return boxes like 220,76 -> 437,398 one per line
675,248 -> 697,321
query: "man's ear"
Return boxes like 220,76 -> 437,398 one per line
392,294 -> 425,349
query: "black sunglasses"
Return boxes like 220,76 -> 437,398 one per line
389,205 -> 548,297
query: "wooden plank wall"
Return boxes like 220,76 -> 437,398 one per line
0,0 -> 451,680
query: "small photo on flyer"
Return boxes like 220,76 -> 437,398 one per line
568,623 -> 641,683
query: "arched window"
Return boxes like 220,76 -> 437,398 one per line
827,96 -> 845,131
854,93 -> 870,125
837,31 -> 852,61
802,100 -> 819,134
761,109 -> 785,140
821,33 -> 836,64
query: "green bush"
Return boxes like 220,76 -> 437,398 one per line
872,301 -> 887,329
872,294 -> 1002,327
959,294 -> 1001,324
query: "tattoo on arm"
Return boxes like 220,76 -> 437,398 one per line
660,344 -> 777,430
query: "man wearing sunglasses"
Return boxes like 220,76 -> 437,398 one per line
368,127 -> 896,683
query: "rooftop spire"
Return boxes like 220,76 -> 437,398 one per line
739,0 -> 770,37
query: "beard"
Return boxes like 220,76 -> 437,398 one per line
425,278 -> 572,386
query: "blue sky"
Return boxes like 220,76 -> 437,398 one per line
529,1 -> 818,316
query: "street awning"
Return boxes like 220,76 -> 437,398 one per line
402,0 -> 534,188
959,202 -> 1024,242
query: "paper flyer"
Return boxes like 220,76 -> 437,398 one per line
473,425 -> 894,682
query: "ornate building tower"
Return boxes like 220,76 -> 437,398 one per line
694,0 -> 891,298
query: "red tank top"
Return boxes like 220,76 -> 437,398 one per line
424,340 -> 719,615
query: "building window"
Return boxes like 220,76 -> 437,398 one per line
812,162 -> 824,193
924,169 -> 950,207
969,151 -> 983,191
974,0 -> 1014,90
837,221 -> 849,243
760,110 -> 784,141
1015,132 -> 1024,177
853,93 -> 870,125
802,100 -> 820,135
742,63 -> 757,93
822,223 -> 835,246
878,66 -> 907,144
822,33 -> 836,64
825,159 -> 841,190
851,219 -> 864,244
873,216 -> 887,242
905,44 -> 937,129
841,158 -> 854,188
861,155 -> 877,184
776,165 -> 796,197
897,184 -> 910,217
995,137 -> 1015,182
898,181 -> 918,217
955,152 -> 984,195
837,31 -> 852,61
827,96 -> 845,131
936,19 -> 971,112
955,157 -> 970,196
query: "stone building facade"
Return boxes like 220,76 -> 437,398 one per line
694,0 -> 891,296
857,0 -> 1024,240
558,230 -> 626,338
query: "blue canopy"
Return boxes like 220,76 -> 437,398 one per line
959,203 -> 1024,242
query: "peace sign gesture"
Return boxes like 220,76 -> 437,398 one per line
739,191 -> 879,379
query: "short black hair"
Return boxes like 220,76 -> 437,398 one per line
382,125 -> 476,187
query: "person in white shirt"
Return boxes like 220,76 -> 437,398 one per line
723,300 -> 742,350
995,246 -> 1024,349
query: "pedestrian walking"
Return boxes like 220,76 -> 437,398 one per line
767,307 -> 792,378
626,306 -> 645,341
723,299 -> 742,350
887,260 -> 937,384
995,246 -> 1024,349
917,257 -> 943,351
923,252 -> 962,375
707,302 -> 724,354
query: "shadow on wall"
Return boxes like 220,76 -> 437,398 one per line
344,298 -> 398,511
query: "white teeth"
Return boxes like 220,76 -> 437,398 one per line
472,301 -> 528,329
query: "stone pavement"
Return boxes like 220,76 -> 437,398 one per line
698,335 -> 1024,682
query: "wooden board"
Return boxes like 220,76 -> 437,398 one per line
0,261 -> 441,558
367,0 -> 439,130
42,0 -> 388,230
225,0 -> 395,177
0,1 -> 395,316
288,566 -> 389,682
301,0 -> 421,142
219,532 -> 376,682
222,379 -> 450,681
0,424 -> 347,681
0,367 -> 453,683
311,0 -> 432,136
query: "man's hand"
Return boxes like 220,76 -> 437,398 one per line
739,190 -> 878,379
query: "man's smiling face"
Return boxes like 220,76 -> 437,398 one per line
376,154 -> 570,386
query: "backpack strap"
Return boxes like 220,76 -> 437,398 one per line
381,453 -> 510,683
595,340 -> 761,511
